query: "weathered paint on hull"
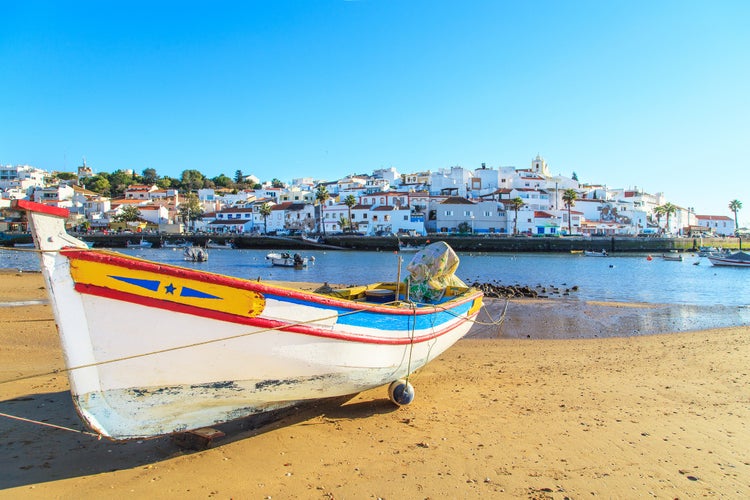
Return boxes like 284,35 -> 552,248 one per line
68,289 -> 476,439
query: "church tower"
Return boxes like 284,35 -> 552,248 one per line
531,154 -> 550,178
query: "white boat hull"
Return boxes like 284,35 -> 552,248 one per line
707,251 -> 750,267
70,292 -> 474,438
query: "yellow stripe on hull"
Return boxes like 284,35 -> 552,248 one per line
69,258 -> 266,318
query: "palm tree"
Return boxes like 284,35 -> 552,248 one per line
729,199 -> 743,233
315,185 -> 330,235
344,194 -> 357,232
652,205 -> 666,233
259,203 -> 272,234
661,202 -> 677,235
509,197 -> 525,235
562,189 -> 578,235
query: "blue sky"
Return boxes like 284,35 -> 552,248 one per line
2,1 -> 748,222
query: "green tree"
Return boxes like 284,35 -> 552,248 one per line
509,197 -> 525,235
271,178 -> 284,188
315,185 -> 330,235
156,176 -> 178,189
729,199 -> 743,233
572,172 -> 579,182
259,203 -> 272,234
142,168 -> 158,185
457,221 -> 472,234
109,170 -> 136,197
86,174 -> 111,195
212,174 -> 235,189
114,205 -> 141,223
234,170 -> 244,184
178,193 -> 204,232
344,194 -> 357,232
56,172 -> 78,181
180,170 -> 205,191
562,189 -> 579,235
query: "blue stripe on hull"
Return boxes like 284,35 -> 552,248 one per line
267,294 -> 472,331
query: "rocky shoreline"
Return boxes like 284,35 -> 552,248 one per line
471,280 -> 579,298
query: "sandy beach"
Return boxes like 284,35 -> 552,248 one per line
1,270 -> 748,498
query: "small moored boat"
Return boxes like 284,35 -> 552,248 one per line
662,253 -> 683,262
583,249 -> 608,257
399,241 -> 425,252
162,239 -> 192,249
126,238 -> 152,249
266,251 -> 309,268
206,239 -> 234,249
707,250 -> 750,267
13,199 -> 483,440
183,246 -> 209,262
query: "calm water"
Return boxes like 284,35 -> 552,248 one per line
2,246 -> 749,309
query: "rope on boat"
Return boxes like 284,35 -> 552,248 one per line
0,246 -> 90,254
402,301 -> 419,387
0,294 -> 498,386
0,411 -> 101,438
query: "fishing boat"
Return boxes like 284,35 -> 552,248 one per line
707,250 -> 750,267
266,251 -> 309,268
583,249 -> 608,257
399,241 -> 425,252
206,239 -> 234,249
162,239 -> 193,249
662,252 -> 683,262
13,199 -> 483,440
183,246 -> 209,262
301,233 -> 322,244
126,238 -> 153,249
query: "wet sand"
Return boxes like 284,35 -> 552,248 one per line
1,271 -> 749,498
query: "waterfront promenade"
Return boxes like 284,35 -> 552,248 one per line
2,231 -> 743,253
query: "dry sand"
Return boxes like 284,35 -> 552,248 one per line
1,270 -> 748,498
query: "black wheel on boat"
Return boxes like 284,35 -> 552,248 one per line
388,379 -> 415,406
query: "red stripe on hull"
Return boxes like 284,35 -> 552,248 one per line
74,283 -> 477,346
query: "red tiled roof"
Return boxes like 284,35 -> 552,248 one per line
534,211 -> 555,218
696,215 -> 732,221
440,196 -> 475,205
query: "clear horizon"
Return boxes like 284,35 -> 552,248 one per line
2,1 -> 748,224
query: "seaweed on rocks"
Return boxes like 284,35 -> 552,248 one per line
470,281 -> 579,299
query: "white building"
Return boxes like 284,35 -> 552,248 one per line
429,166 -> 473,197
0,164 -> 47,194
695,215 -> 735,236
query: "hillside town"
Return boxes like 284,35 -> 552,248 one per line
0,156 -> 741,238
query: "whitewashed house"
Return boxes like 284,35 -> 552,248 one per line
695,215 -> 736,236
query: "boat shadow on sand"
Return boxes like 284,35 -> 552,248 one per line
0,391 -> 396,489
